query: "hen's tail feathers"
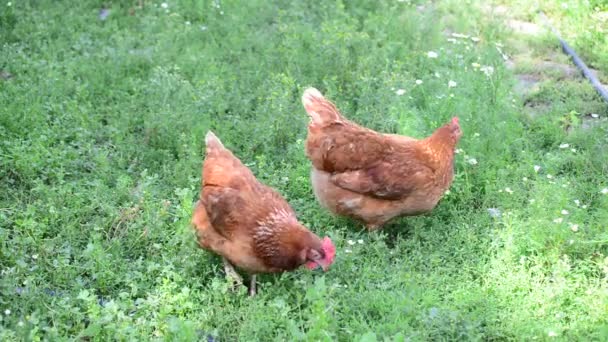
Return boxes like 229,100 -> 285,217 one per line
205,131 -> 225,155
302,87 -> 342,125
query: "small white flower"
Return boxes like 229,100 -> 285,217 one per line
534,165 -> 541,173
559,143 -> 570,149
345,248 -> 352,253
522,177 -> 528,181
4,309 -> 10,315
473,132 -> 480,137
185,21 -> 191,25
480,65 -> 494,76
357,239 -> 364,244
395,89 -> 406,96
455,148 -> 463,154
471,62 -> 481,68
452,32 -> 470,39
32,254 -> 38,260
448,80 -> 457,88
17,321 -> 24,327
569,223 -> 579,232
591,113 -> 599,118
427,51 -> 439,58
601,188 -> 608,195
161,2 -> 168,8
553,218 -> 563,224
200,25 -> 208,31
434,72 -> 441,78
504,187 -> 513,194
415,79 -> 423,85
7,1 -> 12,6
561,210 -> 569,215
487,208 -> 501,218
444,190 -> 451,195
347,240 -> 355,246
546,174 -> 553,179
548,331 -> 558,337
574,199 -> 580,206
582,205 -> 588,209
449,93 -> 454,98
529,199 -> 535,203
571,148 -> 576,153
466,157 -> 478,165
470,37 -> 480,42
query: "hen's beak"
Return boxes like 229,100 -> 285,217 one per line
317,259 -> 332,272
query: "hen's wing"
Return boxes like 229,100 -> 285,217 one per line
330,154 -> 435,200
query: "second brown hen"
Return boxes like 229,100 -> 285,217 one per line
192,131 -> 335,295
301,88 -> 462,231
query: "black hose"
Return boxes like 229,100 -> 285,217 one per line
539,11 -> 608,103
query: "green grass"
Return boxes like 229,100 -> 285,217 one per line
1,0 -> 608,340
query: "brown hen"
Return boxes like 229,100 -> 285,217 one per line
192,132 -> 335,295
301,88 -> 462,231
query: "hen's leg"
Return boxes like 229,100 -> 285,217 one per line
366,223 -> 382,232
249,275 -> 257,296
222,258 -> 243,289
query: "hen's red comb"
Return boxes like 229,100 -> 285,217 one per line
451,117 -> 459,125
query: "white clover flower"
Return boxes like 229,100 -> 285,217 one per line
161,2 -> 168,8
434,72 -> 441,78
534,165 -> 541,173
504,187 -> 513,194
569,223 -> 579,232
561,210 -> 569,215
345,248 -> 352,253
415,79 -> 423,85
466,157 -> 478,165
548,331 -> 558,337
559,143 -> 570,149
470,37 -> 480,42
574,199 -> 580,206
427,51 -> 439,58
571,148 -> 576,153
185,21 -> 191,25
546,174 -> 553,179
357,239 -> 364,244
17,321 -> 24,327
522,177 -> 528,181
448,80 -> 457,88
473,132 -> 480,137
347,240 -> 355,246
471,62 -> 481,68
4,309 -> 10,315
395,89 -> 406,96
591,113 -> 599,118
553,218 -> 563,224
601,188 -> 608,195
